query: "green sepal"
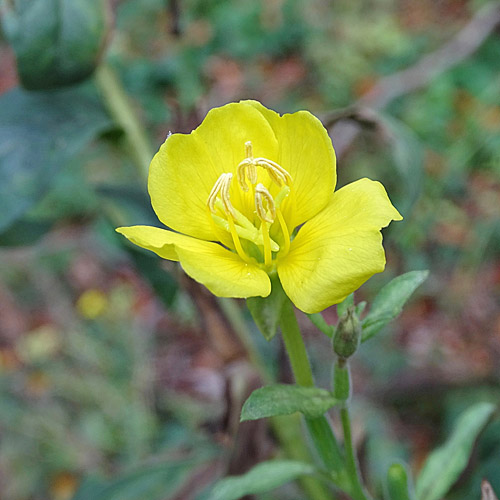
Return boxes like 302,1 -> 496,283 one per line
246,275 -> 286,341
333,307 -> 361,359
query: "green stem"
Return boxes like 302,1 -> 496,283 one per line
340,403 -> 372,500
95,63 -> 152,181
280,299 -> 345,482
219,298 -> 331,500
280,299 -> 314,387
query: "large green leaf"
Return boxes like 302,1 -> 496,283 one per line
362,270 -> 429,342
241,384 -> 338,421
0,86 -> 111,233
415,402 -> 496,500
208,460 -> 317,500
1,0 -> 109,89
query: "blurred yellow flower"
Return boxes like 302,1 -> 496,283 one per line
117,101 -> 402,313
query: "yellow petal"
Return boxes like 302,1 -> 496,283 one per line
149,102 -> 279,240
277,178 -> 402,314
176,245 -> 271,299
246,100 -> 336,229
116,225 -> 271,298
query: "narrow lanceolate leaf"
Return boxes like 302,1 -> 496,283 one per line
362,270 -> 429,342
1,0 -> 109,90
386,463 -> 415,500
208,460 -> 317,500
241,384 -> 338,422
415,402 -> 496,500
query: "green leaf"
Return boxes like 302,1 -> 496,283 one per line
0,86 -> 111,233
386,463 -> 415,500
2,0 -> 109,90
0,217 -> 54,246
72,459 -> 206,500
307,312 -> 333,337
415,402 -> 496,500
246,275 -> 287,340
337,293 -> 354,318
241,384 -> 338,421
208,460 -> 317,500
362,270 -> 429,342
381,115 -> 424,215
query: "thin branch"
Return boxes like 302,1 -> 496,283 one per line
329,2 -> 500,156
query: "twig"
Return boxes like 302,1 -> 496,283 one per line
329,2 -> 500,156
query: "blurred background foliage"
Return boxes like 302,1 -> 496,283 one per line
0,0 -> 499,499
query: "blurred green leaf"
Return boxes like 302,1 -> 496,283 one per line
382,115 -> 424,215
362,270 -> 429,342
0,217 -> 54,246
208,460 -> 317,500
246,276 -> 287,341
415,402 -> 496,500
386,463 -> 415,500
72,459 -> 207,500
337,293 -> 354,318
96,184 -> 158,227
241,384 -> 337,421
307,312 -> 334,337
0,86 -> 111,233
1,0 -> 109,90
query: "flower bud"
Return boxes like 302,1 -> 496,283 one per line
333,306 -> 361,359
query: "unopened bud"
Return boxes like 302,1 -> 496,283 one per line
333,306 -> 361,359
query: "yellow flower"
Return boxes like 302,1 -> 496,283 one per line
117,101 -> 402,314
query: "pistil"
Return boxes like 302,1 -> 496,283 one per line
206,143 -> 295,268
255,184 -> 275,267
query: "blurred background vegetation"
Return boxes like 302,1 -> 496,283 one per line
0,0 -> 499,499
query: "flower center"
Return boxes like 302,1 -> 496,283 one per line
206,141 -> 292,268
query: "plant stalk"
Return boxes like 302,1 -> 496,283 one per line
280,299 -> 345,484
95,63 -> 152,181
340,405 -> 371,500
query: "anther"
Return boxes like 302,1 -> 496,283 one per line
255,158 -> 292,187
207,173 -> 236,217
255,183 -> 276,223
245,141 -> 253,159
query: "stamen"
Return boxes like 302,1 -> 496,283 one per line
261,220 -> 272,267
255,183 -> 275,267
275,185 -> 291,207
255,158 -> 292,187
211,213 -> 280,252
237,140 -> 291,191
207,173 -> 236,217
227,215 -> 253,264
255,183 -> 276,223
276,210 -> 290,256
245,141 -> 253,159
